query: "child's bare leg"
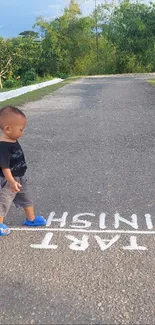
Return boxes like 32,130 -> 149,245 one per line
23,206 -> 46,226
24,206 -> 35,221
0,216 -> 4,223
0,215 -> 11,235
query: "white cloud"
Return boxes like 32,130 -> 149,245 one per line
48,0 -> 106,16
48,3 -> 66,15
81,0 -> 106,14
29,0 -> 108,21
33,1 -> 104,21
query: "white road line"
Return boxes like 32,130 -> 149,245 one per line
9,227 -> 155,234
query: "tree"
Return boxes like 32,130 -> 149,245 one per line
0,37 -> 43,88
35,1 -> 93,75
2,0 -> 155,85
10,37 -> 43,76
19,30 -> 39,38
0,38 -> 13,88
106,0 -> 155,72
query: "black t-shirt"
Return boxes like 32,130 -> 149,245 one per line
0,141 -> 27,177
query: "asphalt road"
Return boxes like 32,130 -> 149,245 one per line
1,75 -> 155,324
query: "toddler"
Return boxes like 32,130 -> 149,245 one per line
0,105 -> 46,236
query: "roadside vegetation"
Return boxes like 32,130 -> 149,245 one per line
1,0 -> 155,92
0,77 -> 80,108
147,80 -> 155,86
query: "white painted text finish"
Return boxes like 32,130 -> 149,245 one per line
46,212 -> 153,230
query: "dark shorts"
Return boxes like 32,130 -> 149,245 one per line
0,174 -> 33,217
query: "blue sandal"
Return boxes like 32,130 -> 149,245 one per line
24,216 -> 46,227
0,224 -> 11,236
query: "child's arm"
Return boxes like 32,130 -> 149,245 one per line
2,168 -> 22,193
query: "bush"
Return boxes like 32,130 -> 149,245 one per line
56,72 -> 69,79
4,78 -> 21,89
22,68 -> 37,85
36,75 -> 53,83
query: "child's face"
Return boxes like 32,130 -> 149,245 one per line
4,115 -> 27,141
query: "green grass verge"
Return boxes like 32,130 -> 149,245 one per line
147,79 -> 155,86
0,77 -> 56,93
0,77 -> 81,108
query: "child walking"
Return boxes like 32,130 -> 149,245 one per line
0,106 -> 46,236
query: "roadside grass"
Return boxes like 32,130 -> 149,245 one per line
0,77 -> 81,108
147,79 -> 155,86
0,76 -> 56,93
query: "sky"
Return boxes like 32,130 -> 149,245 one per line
0,0 -> 105,38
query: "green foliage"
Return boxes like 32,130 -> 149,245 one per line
105,0 -> 155,72
73,37 -> 117,75
56,72 -> 69,79
1,0 -> 155,89
3,78 -> 21,89
19,30 -> 39,38
22,68 -> 37,85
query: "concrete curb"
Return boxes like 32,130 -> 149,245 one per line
0,78 -> 63,102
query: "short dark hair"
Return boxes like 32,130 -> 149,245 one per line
0,106 -> 26,118
0,106 -> 26,129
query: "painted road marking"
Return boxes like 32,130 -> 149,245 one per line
30,234 -> 149,251
30,233 -> 58,250
10,211 -> 155,232
9,228 -> 155,234
8,212 -> 155,252
123,236 -> 147,251
44,211 -> 154,230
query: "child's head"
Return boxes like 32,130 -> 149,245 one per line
0,106 -> 26,141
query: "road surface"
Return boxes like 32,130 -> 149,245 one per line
1,75 -> 155,324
